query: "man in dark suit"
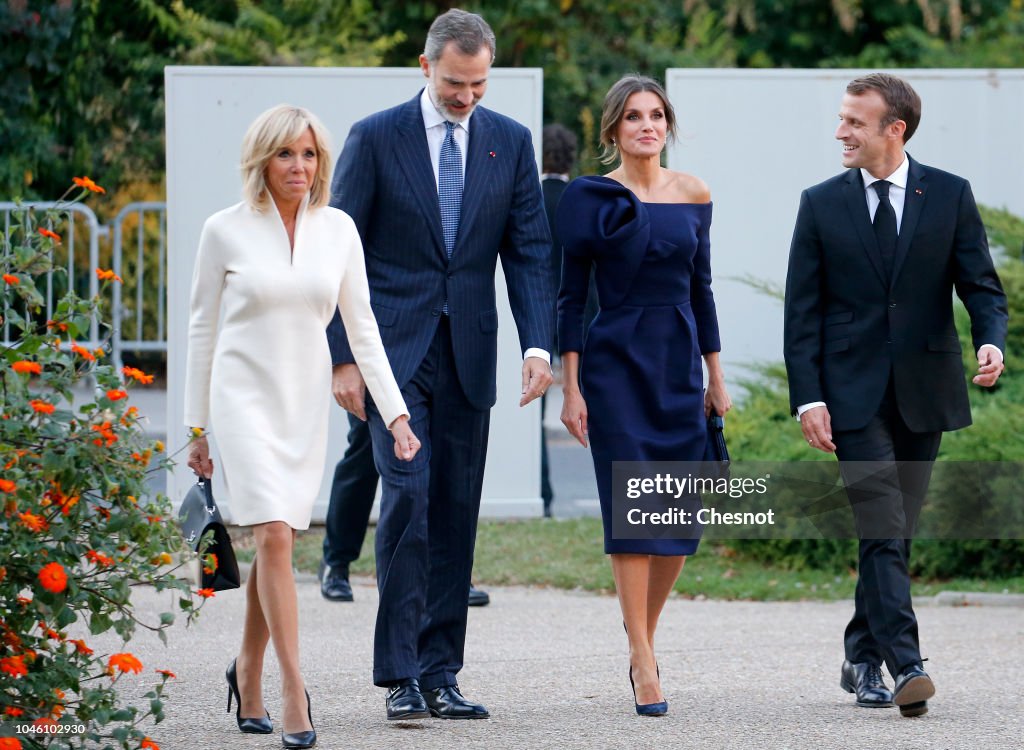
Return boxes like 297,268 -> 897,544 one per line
784,73 -> 1007,718
327,9 -> 553,721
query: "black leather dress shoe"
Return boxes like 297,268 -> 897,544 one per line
423,685 -> 490,719
840,660 -> 893,707
386,679 -> 430,721
468,584 -> 490,607
893,664 -> 935,717
319,562 -> 353,602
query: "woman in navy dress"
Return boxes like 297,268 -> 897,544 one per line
557,75 -> 731,715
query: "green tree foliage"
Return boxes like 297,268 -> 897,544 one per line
0,0 -> 401,203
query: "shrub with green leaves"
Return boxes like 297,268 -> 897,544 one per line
1,180 -> 203,750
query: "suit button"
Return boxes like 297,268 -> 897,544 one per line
889,302 -> 896,308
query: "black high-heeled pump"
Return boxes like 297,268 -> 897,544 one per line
226,658 -> 274,734
629,666 -> 668,717
281,689 -> 316,749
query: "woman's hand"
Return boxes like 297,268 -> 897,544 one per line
704,378 -> 732,418
388,415 -> 421,462
187,435 -> 215,478
560,389 -> 589,448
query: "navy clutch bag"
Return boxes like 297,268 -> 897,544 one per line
703,411 -> 730,479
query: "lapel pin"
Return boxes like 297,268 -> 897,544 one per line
915,189 -> 923,195
488,151 -> 496,158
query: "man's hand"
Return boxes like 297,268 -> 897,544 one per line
332,363 -> 366,421
800,405 -> 836,453
519,356 -> 553,407
973,345 -> 1005,387
187,436 -> 214,478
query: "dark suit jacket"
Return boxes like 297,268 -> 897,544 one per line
327,92 -> 554,411
784,155 -> 1007,433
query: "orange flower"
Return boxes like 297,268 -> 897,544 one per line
70,343 -> 96,362
155,669 -> 177,679
4,706 -> 24,716
153,552 -> 173,566
196,588 -> 215,599
0,479 -> 16,493
37,227 -> 62,243
86,549 -> 114,567
154,440 -> 165,453
203,553 -> 219,575
30,399 -> 56,414
69,639 -> 93,655
73,176 -> 105,194
106,389 -> 128,401
45,319 -> 69,332
38,562 -> 67,593
0,655 -> 27,678
19,512 -> 48,532
121,366 -> 155,384
108,652 -> 143,674
2,274 -> 18,285
90,421 -> 118,447
0,736 -> 23,750
140,738 -> 159,750
11,361 -> 42,375
95,268 -> 121,283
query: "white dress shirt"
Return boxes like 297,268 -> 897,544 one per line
418,89 -> 550,366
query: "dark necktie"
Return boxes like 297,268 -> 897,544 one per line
871,179 -> 897,280
439,121 -> 463,315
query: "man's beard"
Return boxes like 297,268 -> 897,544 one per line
428,82 -> 478,123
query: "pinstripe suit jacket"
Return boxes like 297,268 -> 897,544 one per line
327,92 -> 554,411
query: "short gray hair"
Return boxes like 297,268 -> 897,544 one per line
424,8 -> 495,63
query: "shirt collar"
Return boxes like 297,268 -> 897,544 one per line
861,154 -> 909,191
419,87 -> 472,133
541,173 -> 570,182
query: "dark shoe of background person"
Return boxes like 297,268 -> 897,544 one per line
423,685 -> 490,719
386,678 -> 430,721
225,658 -> 273,734
281,689 -> 316,749
468,584 -> 490,607
840,660 -> 894,708
893,664 -> 935,717
318,560 -> 353,602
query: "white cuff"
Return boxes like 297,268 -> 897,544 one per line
796,401 -> 827,421
523,347 -> 551,365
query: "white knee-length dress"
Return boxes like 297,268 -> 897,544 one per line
183,198 -> 406,529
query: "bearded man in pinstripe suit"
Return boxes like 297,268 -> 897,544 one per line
326,8 -> 553,722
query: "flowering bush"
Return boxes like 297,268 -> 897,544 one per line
1,180 -> 202,750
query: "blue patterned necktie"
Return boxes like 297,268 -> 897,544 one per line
872,179 -> 897,280
438,121 -> 463,259
439,121 -> 463,315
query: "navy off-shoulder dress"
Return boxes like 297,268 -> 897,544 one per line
556,175 -> 721,555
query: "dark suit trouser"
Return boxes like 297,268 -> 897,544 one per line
833,380 -> 940,677
322,414 -> 378,572
366,318 -> 490,688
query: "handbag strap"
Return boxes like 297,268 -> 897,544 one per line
196,477 -> 217,515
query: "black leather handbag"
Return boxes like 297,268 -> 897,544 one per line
178,476 -> 241,591
703,411 -> 731,480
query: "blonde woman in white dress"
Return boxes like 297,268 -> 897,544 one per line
184,104 -> 420,749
